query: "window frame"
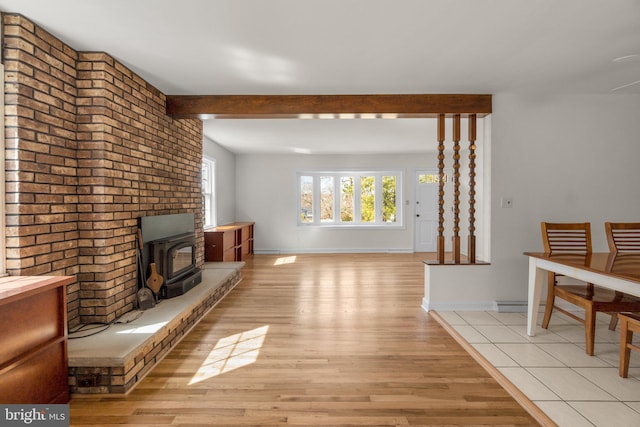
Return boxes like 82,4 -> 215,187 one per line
202,156 -> 216,228
296,170 -> 404,228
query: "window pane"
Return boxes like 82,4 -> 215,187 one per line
202,162 -> 210,192
202,159 -> 215,227
298,171 -> 403,227
340,176 -> 354,222
203,195 -> 211,225
320,176 -> 334,222
300,176 -> 313,223
360,176 -> 375,222
419,173 -> 446,184
382,175 -> 397,223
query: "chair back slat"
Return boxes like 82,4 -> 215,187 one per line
605,222 -> 640,253
541,222 -> 592,254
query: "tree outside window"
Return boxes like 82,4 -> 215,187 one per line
297,171 -> 402,227
300,175 -> 313,223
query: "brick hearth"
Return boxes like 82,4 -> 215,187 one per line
68,264 -> 242,395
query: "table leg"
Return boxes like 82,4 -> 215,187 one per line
527,257 -> 545,336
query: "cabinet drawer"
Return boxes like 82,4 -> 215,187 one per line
0,340 -> 68,404
0,287 -> 63,366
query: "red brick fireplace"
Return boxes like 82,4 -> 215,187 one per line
3,14 -> 205,328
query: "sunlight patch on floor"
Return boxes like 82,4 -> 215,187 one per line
188,325 -> 269,385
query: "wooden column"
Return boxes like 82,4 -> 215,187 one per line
452,115 -> 461,263
437,114 -> 446,264
467,114 -> 477,263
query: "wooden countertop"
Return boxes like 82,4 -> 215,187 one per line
0,275 -> 75,303
524,252 -> 640,283
204,221 -> 254,232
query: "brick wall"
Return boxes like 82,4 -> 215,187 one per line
3,14 -> 204,327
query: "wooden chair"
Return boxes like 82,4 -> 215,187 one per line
605,222 -> 640,331
605,222 -> 640,254
540,222 -> 640,355
618,312 -> 640,377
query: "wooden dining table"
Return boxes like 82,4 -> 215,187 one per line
524,251 -> 640,336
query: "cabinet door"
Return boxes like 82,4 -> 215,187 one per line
222,230 -> 235,250
0,287 -> 62,365
0,282 -> 69,404
204,232 -> 220,261
0,340 -> 68,403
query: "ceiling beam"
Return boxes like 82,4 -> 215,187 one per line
165,94 -> 492,119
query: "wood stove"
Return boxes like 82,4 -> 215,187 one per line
140,213 -> 201,299
149,232 -> 201,298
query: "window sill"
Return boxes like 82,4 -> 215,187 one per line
297,224 -> 405,230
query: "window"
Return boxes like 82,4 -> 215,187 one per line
202,157 -> 216,227
418,173 -> 447,184
297,171 -> 403,227
300,175 -> 313,223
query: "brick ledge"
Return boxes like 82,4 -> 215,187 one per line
68,262 -> 243,394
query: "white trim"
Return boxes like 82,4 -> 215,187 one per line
495,300 -> 528,313
202,156 -> 216,227
255,248 -> 415,255
422,298 -> 498,312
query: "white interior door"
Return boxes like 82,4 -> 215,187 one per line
414,170 -> 439,252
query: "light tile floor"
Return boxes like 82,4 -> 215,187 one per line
438,310 -> 640,427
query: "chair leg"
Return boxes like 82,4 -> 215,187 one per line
620,316 -> 632,378
541,272 -> 556,329
585,307 -> 596,356
609,313 -> 619,331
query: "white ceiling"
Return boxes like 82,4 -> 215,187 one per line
0,0 -> 638,154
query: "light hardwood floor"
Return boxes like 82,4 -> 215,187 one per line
70,253 -> 540,426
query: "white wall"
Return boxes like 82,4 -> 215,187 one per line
203,136 -> 236,226
487,92 -> 640,302
234,118 -> 490,256
235,153 -> 435,253
234,118 -> 489,256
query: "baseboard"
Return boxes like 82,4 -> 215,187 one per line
496,300 -> 528,313
255,248 -> 415,255
422,297 -> 497,312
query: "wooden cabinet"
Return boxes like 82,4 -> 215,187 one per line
0,275 -> 74,404
204,222 -> 254,262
